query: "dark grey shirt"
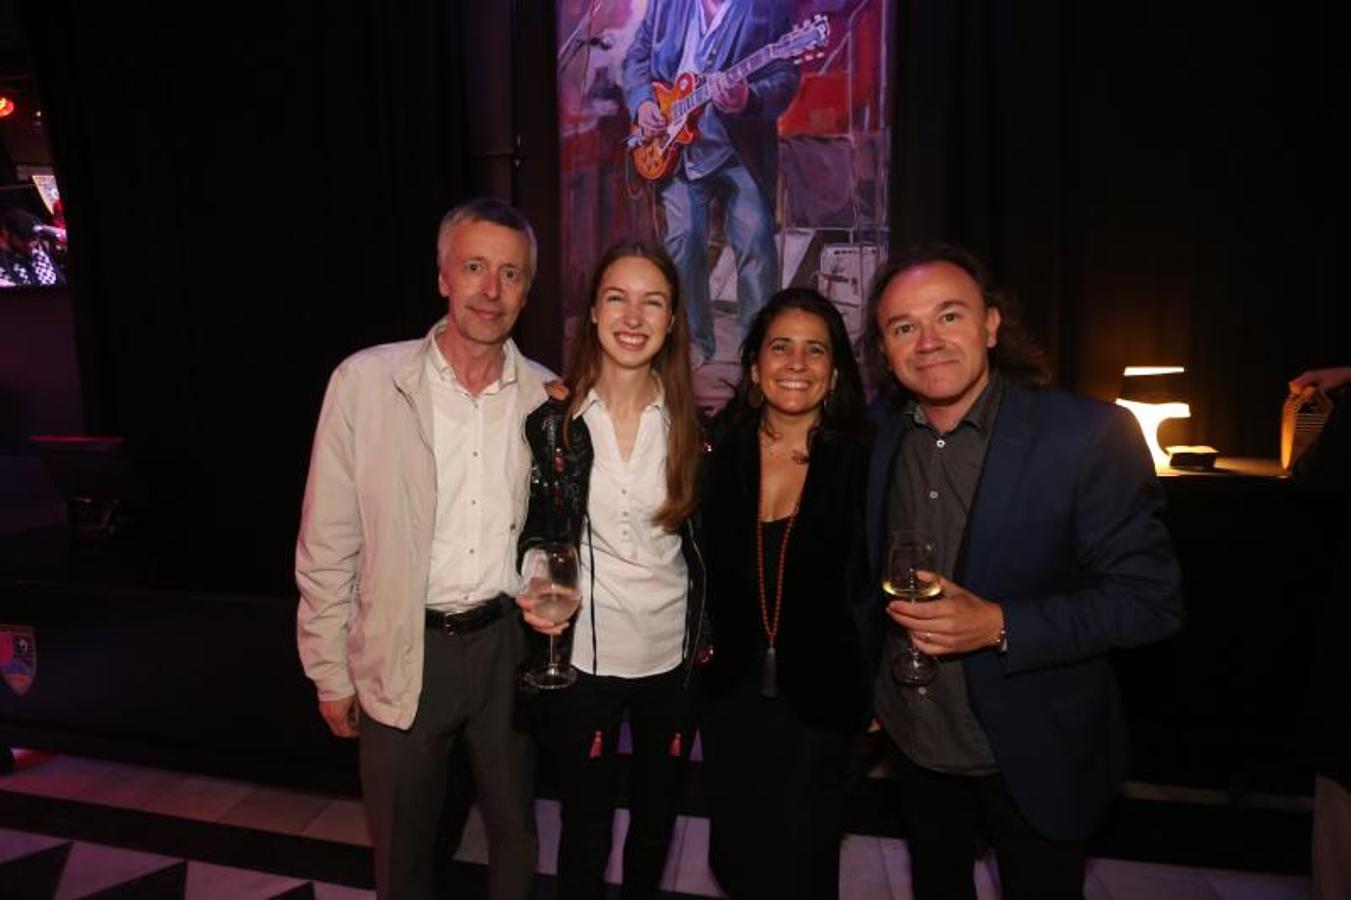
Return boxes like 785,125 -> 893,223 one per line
873,376 -> 1003,775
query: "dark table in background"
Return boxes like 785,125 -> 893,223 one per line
1119,457 -> 1344,795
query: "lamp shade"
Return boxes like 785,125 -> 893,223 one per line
1118,366 -> 1187,403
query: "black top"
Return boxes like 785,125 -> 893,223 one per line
702,420 -> 873,732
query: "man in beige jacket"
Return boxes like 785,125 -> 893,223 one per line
297,198 -> 549,899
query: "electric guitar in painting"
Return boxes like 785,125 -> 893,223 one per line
627,15 -> 830,182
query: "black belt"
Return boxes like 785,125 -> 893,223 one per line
425,595 -> 507,634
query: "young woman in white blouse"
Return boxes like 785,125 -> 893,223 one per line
516,241 -> 705,900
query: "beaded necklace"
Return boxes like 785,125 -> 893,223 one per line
756,489 -> 801,699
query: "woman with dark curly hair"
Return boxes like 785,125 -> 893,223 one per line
700,288 -> 873,900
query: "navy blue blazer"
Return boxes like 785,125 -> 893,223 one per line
864,382 -> 1184,841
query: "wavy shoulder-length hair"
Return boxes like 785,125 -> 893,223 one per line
863,243 -> 1051,403
718,288 -> 868,443
564,241 -> 700,531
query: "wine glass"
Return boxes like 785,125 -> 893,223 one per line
521,541 -> 582,690
883,530 -> 942,687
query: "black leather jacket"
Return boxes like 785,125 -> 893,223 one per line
517,398 -> 710,683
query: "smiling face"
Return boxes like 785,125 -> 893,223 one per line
875,260 -> 1001,424
590,255 -> 674,372
751,308 -> 836,421
437,219 -> 532,351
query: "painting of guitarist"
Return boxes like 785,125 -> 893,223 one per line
622,0 -> 798,367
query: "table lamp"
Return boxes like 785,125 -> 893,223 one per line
1115,366 -> 1190,469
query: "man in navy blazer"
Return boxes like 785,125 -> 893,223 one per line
862,245 -> 1184,898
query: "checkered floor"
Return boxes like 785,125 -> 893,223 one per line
0,749 -> 1316,899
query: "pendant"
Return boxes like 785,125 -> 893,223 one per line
761,645 -> 778,699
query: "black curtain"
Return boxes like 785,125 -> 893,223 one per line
891,0 -> 1344,458
18,0 -> 1344,591
24,2 -> 480,593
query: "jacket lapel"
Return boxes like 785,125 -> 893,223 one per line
866,402 -> 907,572
796,430 -> 843,523
393,333 -> 435,454
731,420 -> 761,516
959,384 -> 1038,591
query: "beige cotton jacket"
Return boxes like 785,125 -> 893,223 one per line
295,320 -> 549,729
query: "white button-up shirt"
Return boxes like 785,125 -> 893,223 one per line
572,388 -> 689,677
425,333 -> 533,612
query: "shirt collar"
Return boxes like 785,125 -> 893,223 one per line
574,380 -> 668,423
905,371 -> 1003,434
425,319 -> 518,392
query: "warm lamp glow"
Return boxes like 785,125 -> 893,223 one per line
1115,366 -> 1189,469
0,97 -> 14,118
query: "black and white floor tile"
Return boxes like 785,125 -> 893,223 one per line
0,748 -> 1315,899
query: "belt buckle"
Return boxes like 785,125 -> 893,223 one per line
441,610 -> 470,634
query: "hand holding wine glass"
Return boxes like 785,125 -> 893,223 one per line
886,576 -> 1006,656
520,542 -> 582,690
883,530 -> 941,687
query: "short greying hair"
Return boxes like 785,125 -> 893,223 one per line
436,197 -> 538,281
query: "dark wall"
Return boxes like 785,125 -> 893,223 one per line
891,0 -> 1344,457
0,287 -> 82,441
20,2 -> 557,594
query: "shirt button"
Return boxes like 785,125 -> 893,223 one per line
472,451 -> 479,458
469,548 -> 475,555
928,490 -> 939,500
935,439 -> 946,448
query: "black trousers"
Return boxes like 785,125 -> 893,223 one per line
544,665 -> 698,900
889,743 -> 1086,900
702,674 -> 850,900
359,613 -> 537,900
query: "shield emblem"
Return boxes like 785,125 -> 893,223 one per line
0,624 -> 36,696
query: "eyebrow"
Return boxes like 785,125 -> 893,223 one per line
768,335 -> 830,346
601,285 -> 670,299
885,298 -> 972,326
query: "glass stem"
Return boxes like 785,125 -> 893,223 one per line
547,634 -> 559,671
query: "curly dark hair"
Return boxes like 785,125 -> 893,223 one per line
718,288 -> 869,443
863,243 -> 1051,403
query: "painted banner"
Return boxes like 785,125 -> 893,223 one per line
556,0 -> 894,407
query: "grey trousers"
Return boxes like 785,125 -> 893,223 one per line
359,612 -> 538,900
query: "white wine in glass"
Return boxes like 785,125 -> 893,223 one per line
885,530 -> 941,687
522,542 -> 581,690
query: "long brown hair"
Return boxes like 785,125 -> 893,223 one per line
565,241 -> 700,531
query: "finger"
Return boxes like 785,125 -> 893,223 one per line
887,598 -> 948,620
524,612 -> 569,634
326,714 -> 356,738
914,569 -> 944,590
913,636 -> 944,656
